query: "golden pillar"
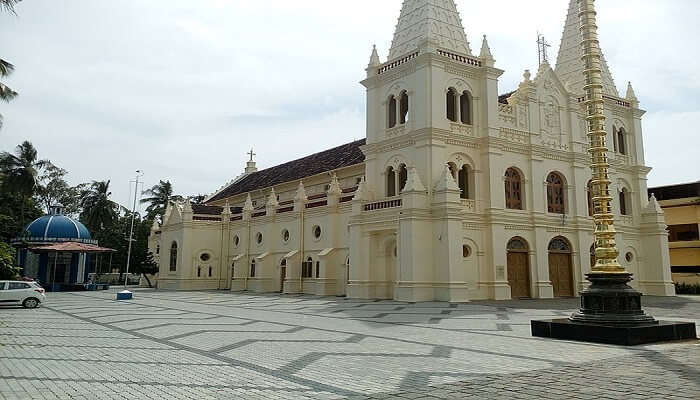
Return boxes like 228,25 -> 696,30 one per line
579,0 -> 624,273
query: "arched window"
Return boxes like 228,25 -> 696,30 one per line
505,168 -> 522,210
399,91 -> 409,124
547,173 -> 565,214
612,125 -> 618,153
398,164 -> 408,193
507,237 -> 529,251
619,188 -> 630,215
250,259 -> 256,277
387,95 -> 397,128
197,266 -> 201,277
458,165 -> 470,200
617,128 -> 626,155
169,242 -> 177,271
208,266 -> 212,277
446,88 -> 457,122
460,91 -> 472,125
548,237 -> 571,252
387,167 -> 396,197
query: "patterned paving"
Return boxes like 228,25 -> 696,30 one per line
0,290 -> 698,399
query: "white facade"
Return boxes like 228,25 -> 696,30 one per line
150,0 -> 675,301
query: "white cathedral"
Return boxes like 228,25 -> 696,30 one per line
150,0 -> 675,301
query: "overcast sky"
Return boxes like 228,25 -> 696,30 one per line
1,0 -> 698,210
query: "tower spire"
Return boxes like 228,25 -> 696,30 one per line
388,0 -> 471,60
555,0 -> 618,96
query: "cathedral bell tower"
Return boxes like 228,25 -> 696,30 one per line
360,0 -> 503,200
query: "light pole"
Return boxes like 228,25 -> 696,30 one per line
124,170 -> 144,289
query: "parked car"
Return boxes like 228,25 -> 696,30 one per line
0,281 -> 46,308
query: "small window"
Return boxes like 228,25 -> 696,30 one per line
233,236 -> 240,247
398,165 -> 408,193
387,95 -> 397,128
668,224 -> 699,242
625,252 -> 634,263
197,267 -> 201,277
256,232 -> 263,245
399,91 -> 409,124
250,259 -> 256,277
315,261 -> 320,278
446,88 -> 457,122
313,226 -> 322,239
617,128 -> 626,155
282,229 -> 290,243
462,245 -> 472,258
200,253 -> 211,262
460,91 -> 472,125
8,282 -> 30,290
505,168 -> 522,210
169,242 -> 178,272
208,266 -> 212,277
156,245 -> 160,255
546,172 -> 565,214
458,165 -> 470,200
619,188 -> 630,216
387,167 -> 396,197
303,257 -> 313,278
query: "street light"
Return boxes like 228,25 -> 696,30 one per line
124,170 -> 144,289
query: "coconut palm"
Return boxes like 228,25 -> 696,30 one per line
140,180 -> 183,221
80,180 -> 119,233
1,0 -> 20,130
0,141 -> 51,229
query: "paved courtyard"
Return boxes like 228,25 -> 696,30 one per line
0,290 -> 698,399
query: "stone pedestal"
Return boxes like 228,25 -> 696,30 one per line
532,272 -> 697,345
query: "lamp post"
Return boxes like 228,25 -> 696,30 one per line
124,170 -> 143,289
531,0 -> 696,345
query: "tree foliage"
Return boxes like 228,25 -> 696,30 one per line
0,0 -> 20,128
141,180 -> 183,222
36,165 -> 85,216
0,242 -> 20,280
80,180 -> 119,233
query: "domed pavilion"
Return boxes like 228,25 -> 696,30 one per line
12,205 -> 100,290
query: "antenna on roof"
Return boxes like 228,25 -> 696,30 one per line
537,32 -> 551,66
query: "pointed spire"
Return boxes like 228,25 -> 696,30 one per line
266,188 -> 279,208
435,165 -> 460,192
353,177 -> 369,201
625,81 -> 639,103
327,173 -> 342,197
555,0 -> 619,96
479,35 -> 494,66
368,45 -> 380,67
243,194 -> 254,212
294,181 -> 308,203
644,194 -> 663,214
221,200 -> 232,215
389,0 -> 471,59
402,167 -> 426,192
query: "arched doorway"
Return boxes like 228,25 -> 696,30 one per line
279,259 -> 287,293
507,237 -> 531,298
548,237 -> 574,297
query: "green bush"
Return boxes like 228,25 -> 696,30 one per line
0,242 -> 20,280
674,282 -> 700,295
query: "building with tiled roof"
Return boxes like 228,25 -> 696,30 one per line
150,0 -> 674,301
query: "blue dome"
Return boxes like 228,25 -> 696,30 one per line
24,215 -> 91,241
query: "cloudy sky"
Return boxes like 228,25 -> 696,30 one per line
1,0 -> 698,209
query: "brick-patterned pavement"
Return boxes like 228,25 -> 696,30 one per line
0,290 -> 697,399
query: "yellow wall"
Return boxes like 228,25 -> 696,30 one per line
659,198 -> 700,285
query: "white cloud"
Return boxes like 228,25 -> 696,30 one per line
0,0 -> 698,206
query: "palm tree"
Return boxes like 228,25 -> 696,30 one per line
0,141 -> 51,229
141,180 -> 183,221
1,0 -> 20,130
80,180 -> 119,233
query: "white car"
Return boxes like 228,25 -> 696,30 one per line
0,281 -> 46,308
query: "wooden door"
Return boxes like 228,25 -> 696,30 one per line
548,253 -> 573,297
507,251 -> 530,298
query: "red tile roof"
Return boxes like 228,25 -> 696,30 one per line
207,139 -> 366,204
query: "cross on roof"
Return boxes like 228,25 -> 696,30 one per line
537,33 -> 551,65
247,148 -> 256,162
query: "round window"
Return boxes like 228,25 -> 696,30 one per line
282,229 -> 290,243
625,252 -> 634,263
463,245 -> 472,258
200,253 -> 211,262
233,236 -> 240,247
313,226 -> 322,239
256,232 -> 263,245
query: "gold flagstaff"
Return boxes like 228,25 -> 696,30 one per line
578,0 -> 624,274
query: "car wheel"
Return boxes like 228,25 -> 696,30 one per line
22,298 -> 39,309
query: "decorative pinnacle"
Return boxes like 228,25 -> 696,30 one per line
243,194 -> 254,212
625,81 -> 638,103
479,35 -> 493,61
368,45 -> 380,68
